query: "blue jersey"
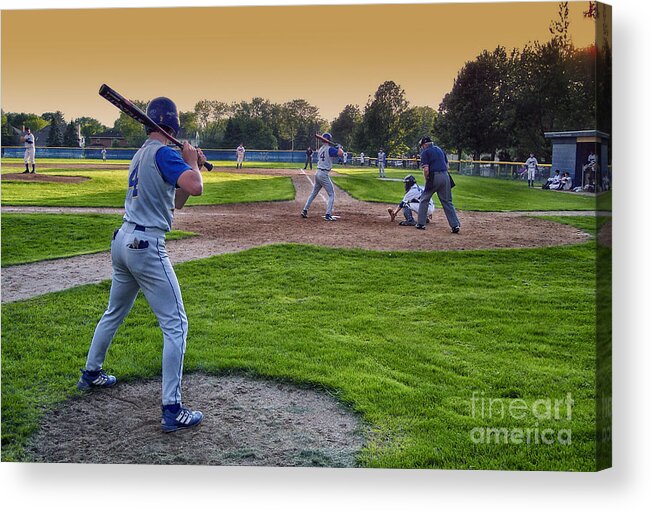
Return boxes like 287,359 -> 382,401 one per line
123,138 -> 190,231
420,145 -> 448,172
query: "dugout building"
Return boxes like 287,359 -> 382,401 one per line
544,130 -> 611,192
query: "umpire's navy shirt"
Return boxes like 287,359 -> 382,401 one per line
420,145 -> 448,172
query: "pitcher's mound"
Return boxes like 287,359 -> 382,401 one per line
27,373 -> 366,467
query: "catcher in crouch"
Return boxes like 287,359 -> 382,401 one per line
388,174 -> 434,226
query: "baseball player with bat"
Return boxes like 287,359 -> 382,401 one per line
301,133 -> 344,221
78,91 -> 206,432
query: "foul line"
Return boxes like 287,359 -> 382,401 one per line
300,169 -> 328,204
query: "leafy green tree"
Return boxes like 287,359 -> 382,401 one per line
433,94 -> 466,159
277,99 -> 323,151
201,120 -> 227,148
194,100 -> 230,127
331,104 -> 362,151
5,112 -> 49,133
63,121 -> 79,147
436,48 -> 511,160
549,1 -> 572,55
113,100 -> 148,147
75,117 -> 107,139
222,115 -> 277,149
399,106 -> 437,154
232,97 -> 275,121
179,111 -> 199,141
508,39 -> 595,160
46,113 -> 64,147
359,81 -> 409,155
42,111 -> 65,125
1,111 -> 19,146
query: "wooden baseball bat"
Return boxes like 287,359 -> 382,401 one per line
99,84 -> 213,171
315,133 -> 343,147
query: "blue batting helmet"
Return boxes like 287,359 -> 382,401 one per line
146,97 -> 180,136
321,132 -> 333,141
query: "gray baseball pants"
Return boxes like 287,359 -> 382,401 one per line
304,169 -> 335,216
85,222 -> 188,405
418,171 -> 460,229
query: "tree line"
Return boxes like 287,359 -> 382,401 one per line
1,84 -> 432,156
2,3 -> 609,162
436,2 -> 611,162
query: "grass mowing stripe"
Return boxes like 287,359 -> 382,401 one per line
332,168 -> 598,211
1,168 -> 294,207
1,213 -> 195,266
1,223 -> 599,469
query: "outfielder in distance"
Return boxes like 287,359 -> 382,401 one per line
301,132 -> 344,221
236,142 -> 246,169
78,96 -> 207,433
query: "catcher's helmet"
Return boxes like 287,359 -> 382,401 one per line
418,136 -> 432,147
321,132 -> 333,141
146,97 -> 180,136
403,174 -> 417,191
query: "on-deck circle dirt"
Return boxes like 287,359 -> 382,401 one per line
26,374 -> 366,466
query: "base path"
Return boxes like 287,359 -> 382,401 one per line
2,169 -> 594,302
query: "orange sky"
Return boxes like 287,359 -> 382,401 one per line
2,2 -> 597,126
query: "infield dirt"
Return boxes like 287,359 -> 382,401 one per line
1,169 -> 591,302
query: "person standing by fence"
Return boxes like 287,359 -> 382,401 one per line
101,147 -> 107,162
377,148 -> 386,177
525,153 -> 538,188
303,146 -> 313,170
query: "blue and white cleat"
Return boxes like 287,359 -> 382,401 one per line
161,406 -> 204,433
77,368 -> 117,390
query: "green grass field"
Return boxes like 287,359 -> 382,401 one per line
1,168 -> 294,207
332,167 -> 598,211
2,157 -> 307,169
1,213 -> 196,267
1,216 -> 602,469
1,157 -> 130,165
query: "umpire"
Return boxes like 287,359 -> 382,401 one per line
416,136 -> 460,233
